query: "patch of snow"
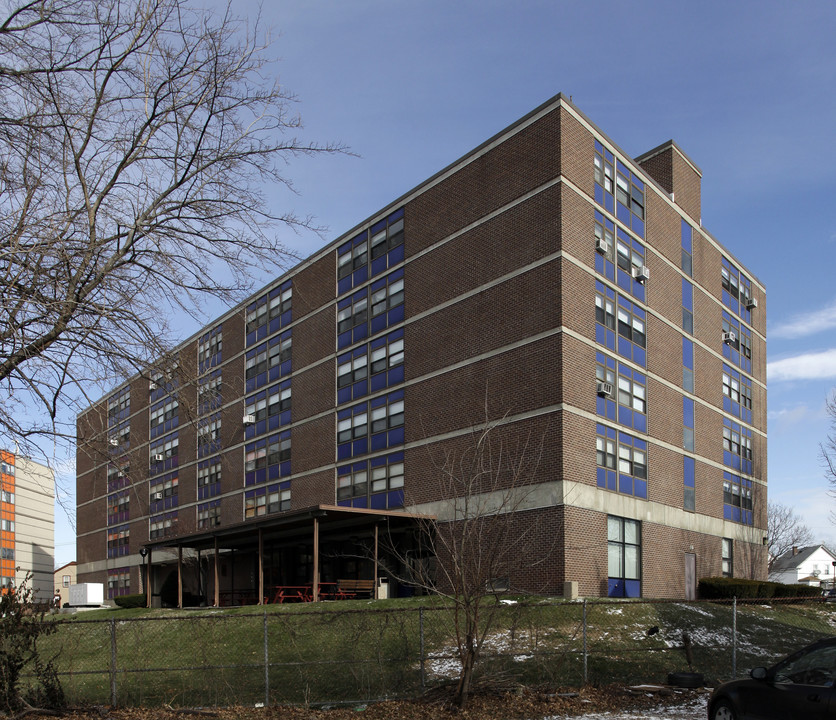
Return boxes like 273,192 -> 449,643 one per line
539,691 -> 708,720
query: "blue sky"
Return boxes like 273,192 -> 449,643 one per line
53,0 -> 836,566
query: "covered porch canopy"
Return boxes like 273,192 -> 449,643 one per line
140,504 -> 432,607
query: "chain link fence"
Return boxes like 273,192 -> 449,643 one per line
35,597 -> 836,708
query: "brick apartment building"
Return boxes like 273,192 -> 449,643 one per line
1,451 -> 55,603
75,93 -> 766,604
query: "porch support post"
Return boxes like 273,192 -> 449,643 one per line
213,536 -> 220,607
177,545 -> 183,608
374,523 -> 379,599
258,528 -> 264,605
312,517 -> 320,602
146,548 -> 152,609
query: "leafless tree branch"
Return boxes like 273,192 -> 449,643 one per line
0,0 -> 343,459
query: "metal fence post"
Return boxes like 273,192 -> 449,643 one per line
583,599 -> 588,685
732,596 -> 737,678
110,618 -> 117,707
419,607 -> 426,689
263,611 -> 270,707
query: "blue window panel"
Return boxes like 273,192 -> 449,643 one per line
352,380 -> 368,400
388,365 -> 405,386
370,313 -> 387,335
616,200 -> 630,226
619,475 -> 633,495
596,395 -> 616,420
608,578 -> 625,597
338,330 -> 353,350
617,266 -> 632,295
682,278 -> 693,311
255,468 -> 266,484
268,464 -> 280,481
607,470 -> 617,490
370,373 -> 387,393
597,467 -> 606,488
617,334 -> 632,360
743,407 -> 752,425
681,219 -> 692,254
618,405 -> 633,428
633,413 -> 647,434
388,489 -> 405,508
595,184 -> 604,206
353,265 -> 368,288
352,496 -> 368,509
338,386 -> 352,404
634,479 -> 647,499
389,426 -> 405,446
743,459 -> 752,475
246,329 -> 257,347
624,580 -> 641,598
371,254 -> 387,277
280,460 -> 291,477
352,438 -> 367,456
723,505 -> 733,521
684,461 -> 695,487
370,432 -> 387,452
245,471 -> 255,486
723,397 -> 732,414
632,217 -> 645,239
338,275 -> 352,296
632,276 -> 645,304
337,443 -> 352,461
337,499 -> 351,507
370,493 -> 387,510
683,398 -> 694,428
595,324 -> 607,347
633,346 -> 646,368
682,338 -> 694,369
353,323 -> 368,344
388,304 -> 405,326
604,193 -> 614,214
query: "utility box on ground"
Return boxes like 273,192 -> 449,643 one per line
68,583 -> 104,607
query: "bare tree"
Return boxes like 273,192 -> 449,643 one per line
391,413 -> 548,708
767,500 -> 814,574
0,0 -> 340,457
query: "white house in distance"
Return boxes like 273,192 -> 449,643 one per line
770,545 -> 836,587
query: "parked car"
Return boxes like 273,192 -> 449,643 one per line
708,637 -> 836,719
823,588 -> 836,602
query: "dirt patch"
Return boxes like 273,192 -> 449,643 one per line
19,684 -> 710,720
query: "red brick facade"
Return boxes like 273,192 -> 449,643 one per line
76,94 -> 766,602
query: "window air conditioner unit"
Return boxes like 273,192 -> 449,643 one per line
149,381 -> 158,390
243,414 -> 256,426
108,437 -> 118,447
723,331 -> 736,345
746,297 -> 758,310
632,265 -> 649,283
597,381 -> 614,398
152,453 -> 164,462
595,238 -> 608,254
151,491 -> 163,501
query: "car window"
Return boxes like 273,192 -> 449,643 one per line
774,644 -> 836,687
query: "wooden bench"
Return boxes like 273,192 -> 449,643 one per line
336,579 -> 375,599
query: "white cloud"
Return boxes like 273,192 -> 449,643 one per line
771,300 -> 836,340
767,404 -> 813,425
767,349 -> 836,382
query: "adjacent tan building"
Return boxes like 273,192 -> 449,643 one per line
1,451 -> 55,603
